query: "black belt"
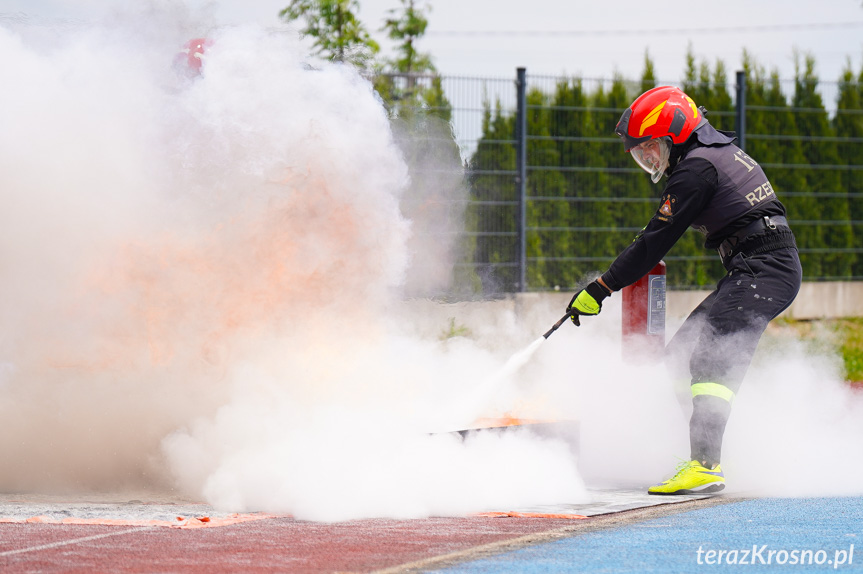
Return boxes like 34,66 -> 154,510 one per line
717,215 -> 790,261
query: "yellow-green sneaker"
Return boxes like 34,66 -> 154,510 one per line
648,460 -> 725,495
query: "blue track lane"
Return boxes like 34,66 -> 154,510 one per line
437,497 -> 863,573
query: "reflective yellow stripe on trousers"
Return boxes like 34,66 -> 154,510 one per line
691,382 -> 735,403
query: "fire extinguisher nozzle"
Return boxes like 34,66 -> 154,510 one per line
543,312 -> 574,339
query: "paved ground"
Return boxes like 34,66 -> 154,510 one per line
437,497 -> 863,573
1,491 -> 860,572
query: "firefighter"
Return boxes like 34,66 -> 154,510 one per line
567,86 -> 802,494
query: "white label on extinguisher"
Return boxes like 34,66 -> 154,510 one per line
647,275 -> 666,335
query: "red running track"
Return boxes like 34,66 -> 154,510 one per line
0,514 -> 585,573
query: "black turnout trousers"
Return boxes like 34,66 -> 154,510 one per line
665,246 -> 802,466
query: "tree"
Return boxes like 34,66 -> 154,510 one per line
743,52 -> 820,279
682,47 -> 733,130
682,45 -> 711,107
741,50 -> 771,159
834,61 -> 863,277
374,0 -> 451,122
382,0 -> 434,76
549,78 -> 599,288
467,101 -> 518,293
586,75 -> 675,281
279,0 -> 379,67
675,53 -> 736,286
524,87 -> 569,288
640,50 -> 656,94
708,60 -> 734,131
372,0 -> 463,297
793,53 -> 853,278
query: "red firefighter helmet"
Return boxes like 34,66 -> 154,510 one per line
173,38 -> 210,77
614,86 -> 701,152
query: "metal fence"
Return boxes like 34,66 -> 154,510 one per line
382,69 -> 863,294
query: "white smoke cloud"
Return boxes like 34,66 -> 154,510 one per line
723,333 -> 863,497
0,10 -> 588,519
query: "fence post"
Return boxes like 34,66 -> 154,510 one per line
735,70 -> 746,151
515,67 -> 527,292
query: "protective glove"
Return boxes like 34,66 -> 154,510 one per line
567,280 -> 611,325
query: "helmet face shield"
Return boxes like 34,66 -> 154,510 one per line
631,137 -> 671,183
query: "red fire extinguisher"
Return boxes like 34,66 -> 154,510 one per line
621,261 -> 666,360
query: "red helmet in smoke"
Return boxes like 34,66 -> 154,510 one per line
174,38 -> 210,77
